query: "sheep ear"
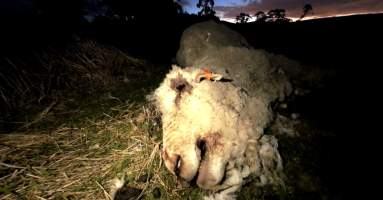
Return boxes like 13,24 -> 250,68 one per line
195,69 -> 226,83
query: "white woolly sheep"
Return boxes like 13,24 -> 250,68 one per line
151,21 -> 300,199
153,64 -> 287,199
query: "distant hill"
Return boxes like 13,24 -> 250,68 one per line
227,13 -> 383,71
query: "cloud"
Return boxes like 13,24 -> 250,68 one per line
242,0 -> 262,4
178,0 -> 192,7
215,0 -> 383,19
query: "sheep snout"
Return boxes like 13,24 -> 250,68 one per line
196,133 -> 229,189
162,145 -> 201,182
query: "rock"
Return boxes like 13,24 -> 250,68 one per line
176,20 -> 250,67
176,21 -> 293,104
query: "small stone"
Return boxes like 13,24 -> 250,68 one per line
291,113 -> 300,120
89,144 -> 100,150
135,112 -> 146,124
279,103 -> 288,109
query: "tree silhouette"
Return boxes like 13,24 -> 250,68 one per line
267,9 -> 291,22
174,0 -> 184,15
236,12 -> 251,24
197,0 -> 216,16
268,9 -> 285,19
254,11 -> 267,22
300,4 -> 313,20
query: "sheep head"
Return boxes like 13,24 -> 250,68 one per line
153,65 -> 255,189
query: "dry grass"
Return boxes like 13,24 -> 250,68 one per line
0,40 -> 149,120
0,40 -> 205,199
0,102 -> 204,199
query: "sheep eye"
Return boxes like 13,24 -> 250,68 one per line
176,84 -> 186,92
170,76 -> 193,106
170,77 -> 192,94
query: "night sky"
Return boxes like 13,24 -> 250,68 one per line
1,0 -> 383,22
182,0 -> 383,21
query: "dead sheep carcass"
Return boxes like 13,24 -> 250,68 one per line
153,21 -> 295,199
